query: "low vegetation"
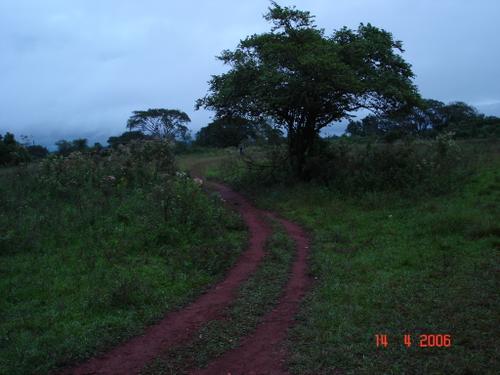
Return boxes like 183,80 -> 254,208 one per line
206,138 -> 500,374
0,141 -> 246,375
214,133 -> 474,194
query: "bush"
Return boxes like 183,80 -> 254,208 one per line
216,136 -> 469,196
306,134 -> 466,194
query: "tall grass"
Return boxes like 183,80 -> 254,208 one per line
211,134 -> 483,197
0,141 -> 246,375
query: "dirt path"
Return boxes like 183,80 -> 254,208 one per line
61,182 -> 271,375
61,174 -> 311,375
190,212 -> 311,375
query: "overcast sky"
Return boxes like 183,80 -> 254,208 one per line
1,0 -> 499,147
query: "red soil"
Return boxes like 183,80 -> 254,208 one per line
190,212 -> 311,375
60,181 -> 271,375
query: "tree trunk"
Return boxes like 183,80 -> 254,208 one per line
288,122 -> 317,180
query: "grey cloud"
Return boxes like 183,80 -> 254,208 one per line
0,0 -> 499,147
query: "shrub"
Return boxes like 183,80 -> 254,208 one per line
217,137 -> 469,196
306,136 -> 466,194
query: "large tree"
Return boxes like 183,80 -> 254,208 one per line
196,2 -> 420,177
127,109 -> 190,141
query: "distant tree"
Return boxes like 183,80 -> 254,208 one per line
55,138 -> 88,156
3,132 -> 16,146
55,140 -> 73,156
441,101 -> 479,129
196,2 -> 420,177
127,109 -> 190,141
107,131 -> 148,149
346,115 -> 388,137
0,132 -> 30,165
196,117 -> 256,148
91,142 -> 104,153
346,99 -> 498,140
72,138 -> 88,152
196,117 -> 285,148
27,145 -> 49,159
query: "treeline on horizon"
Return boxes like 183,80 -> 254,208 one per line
1,97 -> 498,167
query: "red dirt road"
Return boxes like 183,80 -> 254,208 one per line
190,212 -> 311,375
61,182 -> 271,375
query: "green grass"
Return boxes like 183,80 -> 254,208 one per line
142,221 -> 295,374
256,171 -> 499,374
203,143 -> 500,374
0,157 -> 246,375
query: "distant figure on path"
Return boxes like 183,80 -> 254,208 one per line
239,144 -> 244,155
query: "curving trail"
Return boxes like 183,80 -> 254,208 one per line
61,181 -> 271,375
190,212 -> 311,375
60,176 -> 311,375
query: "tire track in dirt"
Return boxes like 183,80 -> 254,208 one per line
60,181 -> 271,375
190,211 -> 311,375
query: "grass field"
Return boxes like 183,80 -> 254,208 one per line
1,139 -> 498,374
203,141 -> 500,374
0,150 -> 246,375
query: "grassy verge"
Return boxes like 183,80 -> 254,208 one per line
0,152 -> 246,375
142,221 -> 294,374
205,143 -> 499,374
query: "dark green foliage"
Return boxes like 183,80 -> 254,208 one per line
107,131 -> 149,149
303,135 -> 466,193
195,117 -> 284,148
72,138 -> 88,152
26,145 -> 49,159
197,2 -> 420,177
55,138 -> 89,156
92,142 -> 104,152
127,108 -> 191,141
0,141 -> 245,375
0,132 -> 31,166
212,135 -> 468,195
347,99 -> 500,140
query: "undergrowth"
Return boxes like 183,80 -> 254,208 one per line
0,141 -> 246,375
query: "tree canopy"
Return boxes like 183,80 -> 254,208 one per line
196,2 -> 420,177
195,117 -> 284,148
0,132 -> 31,165
55,138 -> 88,156
107,131 -> 149,149
127,109 -> 190,141
346,99 -> 500,140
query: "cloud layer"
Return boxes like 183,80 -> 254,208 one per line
1,0 -> 499,146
